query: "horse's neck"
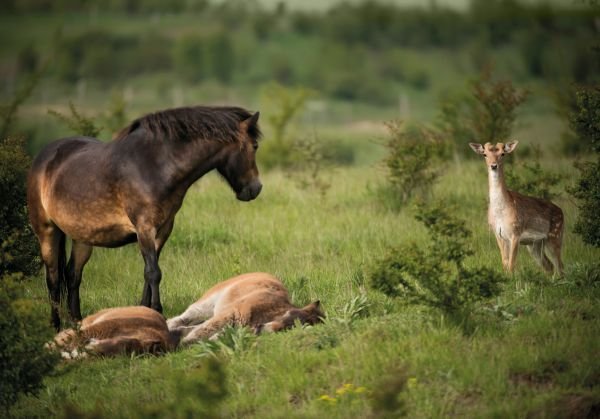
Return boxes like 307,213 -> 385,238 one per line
173,140 -> 225,189
111,135 -> 221,200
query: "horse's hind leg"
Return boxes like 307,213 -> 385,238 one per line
66,240 -> 93,321
37,225 -> 66,330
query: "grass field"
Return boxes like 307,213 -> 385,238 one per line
2,2 -> 599,417
10,136 -> 600,417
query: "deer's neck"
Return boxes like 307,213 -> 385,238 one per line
488,167 -> 511,210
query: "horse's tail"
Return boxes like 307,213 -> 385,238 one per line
58,232 -> 68,303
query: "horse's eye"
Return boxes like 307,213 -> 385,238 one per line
253,143 -> 259,151
501,153 -> 505,156
483,153 -> 487,157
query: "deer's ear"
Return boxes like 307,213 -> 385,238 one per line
504,141 -> 518,154
469,143 -> 485,155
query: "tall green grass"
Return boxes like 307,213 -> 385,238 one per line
11,147 -> 600,417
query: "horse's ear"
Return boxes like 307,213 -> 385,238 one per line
309,300 -> 320,310
241,112 -> 260,133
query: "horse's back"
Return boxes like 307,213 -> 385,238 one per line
28,136 -> 106,203
30,137 -> 103,173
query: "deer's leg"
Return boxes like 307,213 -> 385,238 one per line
494,234 -> 509,270
507,236 -> 520,273
66,241 -> 93,322
137,226 -> 163,313
526,241 -> 553,273
545,237 -> 564,277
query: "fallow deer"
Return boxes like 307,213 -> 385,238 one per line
167,272 -> 324,344
469,141 -> 564,275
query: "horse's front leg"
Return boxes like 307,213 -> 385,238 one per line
138,228 -> 163,313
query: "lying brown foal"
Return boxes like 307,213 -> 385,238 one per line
167,272 -> 324,344
52,306 -> 180,358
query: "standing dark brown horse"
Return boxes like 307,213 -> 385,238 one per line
27,106 -> 262,330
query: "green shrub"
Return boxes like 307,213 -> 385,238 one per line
193,325 -> 256,359
570,87 -> 600,153
0,278 -> 59,413
380,121 -> 443,208
571,159 -> 600,247
569,86 -> 600,247
259,83 -> 313,170
48,101 -> 102,137
0,137 -> 40,277
370,202 -> 505,326
505,145 -> 562,200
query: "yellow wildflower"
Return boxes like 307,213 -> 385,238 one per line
318,395 -> 337,404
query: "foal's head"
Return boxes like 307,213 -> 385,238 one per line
217,112 -> 263,202
256,301 -> 325,334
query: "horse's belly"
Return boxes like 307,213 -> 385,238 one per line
50,207 -> 136,247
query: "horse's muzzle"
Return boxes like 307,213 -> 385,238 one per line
236,179 -> 262,202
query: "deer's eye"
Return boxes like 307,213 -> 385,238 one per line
483,153 -> 487,157
501,153 -> 505,156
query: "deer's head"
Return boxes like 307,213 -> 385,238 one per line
469,141 -> 518,173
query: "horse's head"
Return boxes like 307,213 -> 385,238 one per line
217,112 -> 262,202
256,301 -> 325,334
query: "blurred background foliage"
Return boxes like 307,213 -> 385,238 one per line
0,0 -> 597,156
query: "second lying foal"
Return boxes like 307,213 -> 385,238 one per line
167,272 -> 324,344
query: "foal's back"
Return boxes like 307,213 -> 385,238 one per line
167,272 -> 293,330
54,306 -> 178,358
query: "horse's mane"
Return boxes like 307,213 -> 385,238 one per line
114,106 -> 261,143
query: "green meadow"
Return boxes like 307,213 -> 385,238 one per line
1,0 -> 599,417
10,155 -> 600,417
